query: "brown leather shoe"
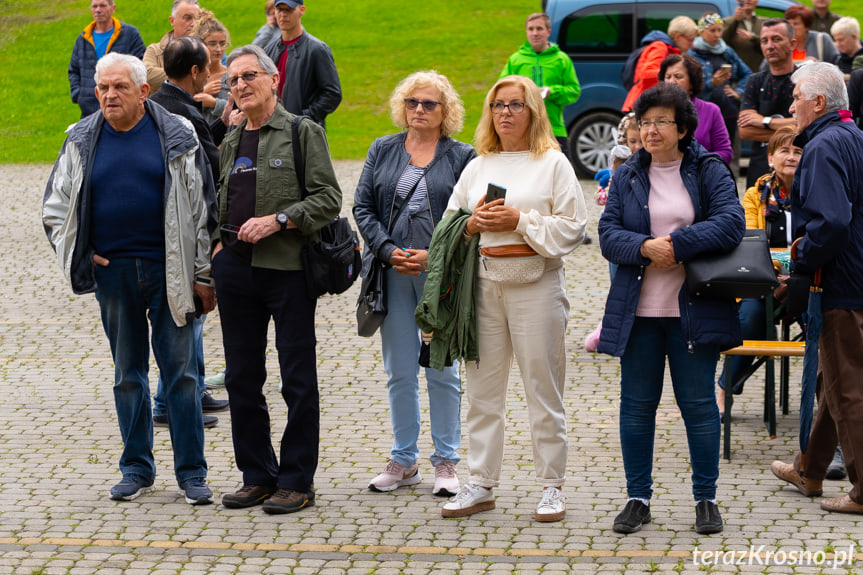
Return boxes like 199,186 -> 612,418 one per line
262,488 -> 316,515
770,461 -> 823,497
820,494 -> 863,514
221,484 -> 275,509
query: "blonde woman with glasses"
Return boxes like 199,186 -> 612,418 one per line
440,75 -> 586,522
353,71 -> 476,498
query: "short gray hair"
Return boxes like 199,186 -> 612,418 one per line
226,44 -> 278,76
831,16 -> 860,39
171,0 -> 199,17
792,62 -> 849,113
94,53 -> 147,88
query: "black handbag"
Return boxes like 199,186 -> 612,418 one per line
292,116 -> 362,299
356,260 -> 387,337
301,216 -> 362,298
685,228 -> 779,299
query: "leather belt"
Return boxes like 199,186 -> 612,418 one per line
479,244 -> 538,258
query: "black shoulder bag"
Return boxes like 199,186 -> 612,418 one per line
293,116 -> 362,299
684,157 -> 779,299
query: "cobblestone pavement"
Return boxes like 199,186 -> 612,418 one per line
2,163 -> 861,575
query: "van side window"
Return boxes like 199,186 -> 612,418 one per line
560,4 -> 634,56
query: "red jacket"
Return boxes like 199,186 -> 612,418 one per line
622,39 -> 679,112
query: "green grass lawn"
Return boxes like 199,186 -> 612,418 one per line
0,0 -> 860,163
0,0 -> 537,163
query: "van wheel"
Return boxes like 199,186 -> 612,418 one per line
568,112 -> 622,179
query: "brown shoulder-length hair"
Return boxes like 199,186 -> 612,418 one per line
474,75 -> 559,157
767,124 -> 798,156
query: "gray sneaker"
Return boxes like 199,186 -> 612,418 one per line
826,446 -> 847,480
109,475 -> 154,501
179,478 -> 214,505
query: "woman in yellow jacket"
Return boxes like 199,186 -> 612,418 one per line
717,125 -> 800,418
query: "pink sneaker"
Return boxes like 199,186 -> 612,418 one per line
433,461 -> 459,497
368,460 -> 421,492
584,322 -> 602,352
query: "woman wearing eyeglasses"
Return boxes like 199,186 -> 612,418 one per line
598,83 -> 744,535
352,71 -> 475,498
192,10 -> 230,125
439,75 -> 586,522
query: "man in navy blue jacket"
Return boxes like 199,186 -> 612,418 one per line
69,0 -> 145,118
770,62 -> 863,514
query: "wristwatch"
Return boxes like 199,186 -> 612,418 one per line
762,115 -> 772,128
275,211 -> 289,231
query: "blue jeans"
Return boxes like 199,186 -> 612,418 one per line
619,317 -> 720,501
94,258 -> 207,484
153,316 -> 206,417
717,298 -> 769,393
380,268 -> 462,468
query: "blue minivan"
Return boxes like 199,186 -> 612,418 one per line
543,0 -> 799,177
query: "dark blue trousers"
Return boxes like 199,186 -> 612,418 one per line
213,248 -> 319,491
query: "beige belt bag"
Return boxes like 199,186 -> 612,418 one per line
479,244 -> 544,284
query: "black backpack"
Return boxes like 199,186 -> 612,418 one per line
621,46 -> 645,92
292,115 -> 362,299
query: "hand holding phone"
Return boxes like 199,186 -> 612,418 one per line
486,183 -> 507,204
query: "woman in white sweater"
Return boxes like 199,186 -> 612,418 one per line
440,75 -> 587,522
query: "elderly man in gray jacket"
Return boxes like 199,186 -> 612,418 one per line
42,53 -> 217,506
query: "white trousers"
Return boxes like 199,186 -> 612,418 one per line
465,266 -> 569,488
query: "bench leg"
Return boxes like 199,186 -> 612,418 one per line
723,355 -> 734,460
780,318 -> 791,414
766,356 -> 776,438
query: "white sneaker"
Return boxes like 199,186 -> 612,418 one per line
535,486 -> 566,522
368,460 -> 421,492
204,371 -> 226,389
433,461 -> 459,497
441,482 -> 495,518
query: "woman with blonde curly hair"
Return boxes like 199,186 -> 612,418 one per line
353,70 -> 475,498
192,10 -> 230,124
440,75 -> 587,522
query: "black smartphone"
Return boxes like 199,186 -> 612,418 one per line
486,183 -> 507,203
220,224 -> 241,234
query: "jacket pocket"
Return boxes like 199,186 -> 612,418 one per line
268,157 -> 302,202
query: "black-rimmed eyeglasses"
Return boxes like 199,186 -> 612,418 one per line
404,98 -> 441,112
490,101 -> 526,114
228,70 -> 264,88
637,119 -> 677,130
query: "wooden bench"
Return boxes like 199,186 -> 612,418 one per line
722,339 -> 805,460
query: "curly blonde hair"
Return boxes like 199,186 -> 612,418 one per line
388,70 -> 465,137
192,9 -> 230,44
474,75 -> 559,157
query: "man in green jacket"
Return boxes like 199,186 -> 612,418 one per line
500,12 -> 581,159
